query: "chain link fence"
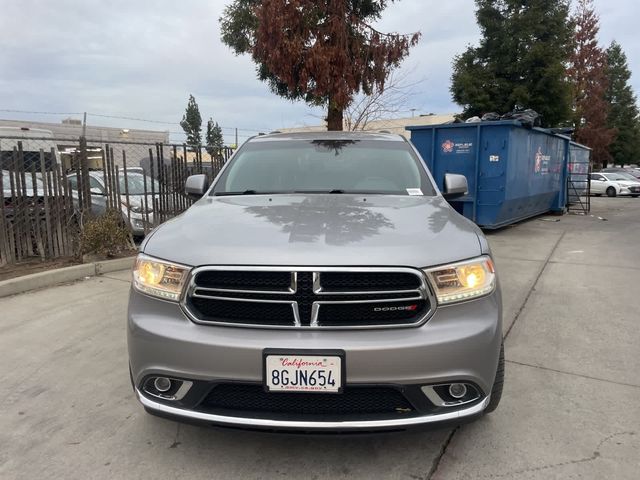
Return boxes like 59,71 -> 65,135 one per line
0,135 -> 234,266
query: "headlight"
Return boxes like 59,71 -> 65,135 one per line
424,256 -> 496,305
132,254 -> 190,301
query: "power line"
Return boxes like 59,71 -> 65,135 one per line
87,112 -> 269,132
0,109 -> 271,134
86,113 -> 268,133
0,108 -> 83,116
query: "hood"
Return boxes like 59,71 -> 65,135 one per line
616,181 -> 640,187
143,194 -> 483,268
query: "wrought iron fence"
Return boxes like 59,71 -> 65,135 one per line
0,135 -> 234,266
566,144 -> 591,215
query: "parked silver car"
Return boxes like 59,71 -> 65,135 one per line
128,132 -> 503,432
67,171 -> 157,236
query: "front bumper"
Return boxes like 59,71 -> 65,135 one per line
128,288 -> 502,431
618,186 -> 640,195
136,387 -> 490,431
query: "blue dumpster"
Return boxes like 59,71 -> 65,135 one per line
407,121 -> 590,229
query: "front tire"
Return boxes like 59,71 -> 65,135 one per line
606,186 -> 617,197
484,341 -> 504,414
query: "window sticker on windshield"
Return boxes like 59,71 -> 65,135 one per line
406,188 -> 423,196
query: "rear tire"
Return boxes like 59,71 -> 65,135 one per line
606,186 -> 617,197
484,341 -> 504,414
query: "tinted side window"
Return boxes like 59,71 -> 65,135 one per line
89,177 -> 105,193
67,176 -> 78,190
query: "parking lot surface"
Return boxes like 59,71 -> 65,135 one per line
1,198 -> 639,480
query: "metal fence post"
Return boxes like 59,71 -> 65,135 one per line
79,136 -> 91,214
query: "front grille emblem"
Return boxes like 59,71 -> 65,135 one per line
373,304 -> 418,312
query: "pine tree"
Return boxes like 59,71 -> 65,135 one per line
606,41 -> 640,166
568,0 -> 615,169
220,0 -> 420,130
450,0 -> 574,127
180,94 -> 202,148
206,119 -> 225,157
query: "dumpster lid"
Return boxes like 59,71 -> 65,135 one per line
406,120 -> 527,131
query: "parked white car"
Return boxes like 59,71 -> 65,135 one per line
0,127 -> 61,171
590,172 -> 640,198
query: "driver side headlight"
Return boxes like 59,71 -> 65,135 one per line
423,256 -> 496,305
132,254 -> 190,301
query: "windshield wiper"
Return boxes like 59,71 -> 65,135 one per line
293,189 -> 346,194
213,190 -> 261,196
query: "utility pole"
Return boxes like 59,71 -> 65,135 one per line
235,128 -> 238,149
82,112 -> 87,137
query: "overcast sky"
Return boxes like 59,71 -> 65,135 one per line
1,0 -> 638,143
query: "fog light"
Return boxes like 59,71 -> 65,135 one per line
154,377 -> 172,392
449,383 -> 467,399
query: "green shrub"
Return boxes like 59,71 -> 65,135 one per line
80,210 -> 134,257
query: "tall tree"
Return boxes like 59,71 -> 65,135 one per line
220,0 -> 420,130
180,94 -> 202,148
568,0 -> 615,168
605,41 -> 640,166
206,118 -> 225,157
450,0 -> 574,127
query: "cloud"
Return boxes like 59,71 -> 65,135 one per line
0,0 -> 638,143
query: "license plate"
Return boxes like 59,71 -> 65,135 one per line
264,351 -> 343,393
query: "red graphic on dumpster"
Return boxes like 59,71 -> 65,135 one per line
534,147 -> 551,174
442,140 -> 455,153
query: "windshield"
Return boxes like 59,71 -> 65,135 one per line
616,172 -> 640,181
604,173 -> 636,182
2,170 -> 43,190
0,151 -> 57,171
119,173 -> 160,195
212,139 -> 435,196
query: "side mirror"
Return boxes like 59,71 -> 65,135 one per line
90,187 -> 105,195
185,174 -> 209,197
443,173 -> 468,199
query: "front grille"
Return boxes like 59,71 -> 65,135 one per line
317,300 -> 428,327
319,271 -> 421,292
188,297 -> 295,326
199,384 -> 414,417
194,270 -> 293,292
184,267 -> 432,328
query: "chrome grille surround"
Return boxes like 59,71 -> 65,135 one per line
181,266 -> 436,330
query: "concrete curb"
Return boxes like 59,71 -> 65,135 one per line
0,256 -> 135,298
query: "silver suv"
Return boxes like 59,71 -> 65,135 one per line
128,132 -> 503,432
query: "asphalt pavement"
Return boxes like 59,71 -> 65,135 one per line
1,197 -> 638,480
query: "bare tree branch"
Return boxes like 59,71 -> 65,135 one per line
344,69 -> 425,131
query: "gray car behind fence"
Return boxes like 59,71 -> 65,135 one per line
0,136 -> 234,266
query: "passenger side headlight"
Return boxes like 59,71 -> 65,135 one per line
133,254 -> 190,301
424,256 -> 496,305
